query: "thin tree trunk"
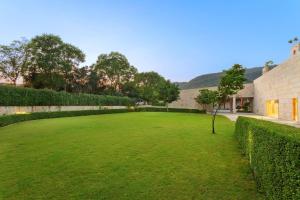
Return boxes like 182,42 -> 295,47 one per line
211,104 -> 220,134
166,102 -> 169,112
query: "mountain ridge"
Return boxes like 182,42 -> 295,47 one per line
175,66 -> 273,90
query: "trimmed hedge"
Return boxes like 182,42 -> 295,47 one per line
235,117 -> 300,200
0,107 -> 204,128
135,107 -> 205,113
0,85 -> 134,106
0,109 -> 132,127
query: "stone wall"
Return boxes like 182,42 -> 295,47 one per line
253,54 -> 300,122
0,106 -> 128,116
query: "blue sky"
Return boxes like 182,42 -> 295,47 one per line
1,0 -> 300,81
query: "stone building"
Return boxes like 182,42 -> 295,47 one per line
170,43 -> 300,123
253,43 -> 300,122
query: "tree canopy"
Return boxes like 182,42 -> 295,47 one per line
0,34 -> 180,106
24,34 -> 85,90
0,39 -> 28,85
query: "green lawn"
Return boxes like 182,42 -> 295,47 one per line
0,112 -> 261,200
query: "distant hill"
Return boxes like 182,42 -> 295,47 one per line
175,66 -> 275,90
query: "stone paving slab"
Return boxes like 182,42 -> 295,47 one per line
220,113 -> 300,128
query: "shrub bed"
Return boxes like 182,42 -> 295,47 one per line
235,117 -> 300,200
0,85 -> 134,106
0,107 -> 204,128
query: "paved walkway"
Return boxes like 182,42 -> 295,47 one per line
220,113 -> 300,128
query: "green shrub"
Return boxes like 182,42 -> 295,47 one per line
0,85 -> 135,106
235,117 -> 300,200
0,107 -> 204,128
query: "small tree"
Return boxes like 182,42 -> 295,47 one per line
159,80 -> 180,111
195,89 -> 219,133
0,39 -> 28,85
196,64 -> 246,134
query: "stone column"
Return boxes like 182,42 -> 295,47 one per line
232,95 -> 237,114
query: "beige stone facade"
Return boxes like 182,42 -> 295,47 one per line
170,44 -> 300,123
169,84 -> 254,112
253,51 -> 300,122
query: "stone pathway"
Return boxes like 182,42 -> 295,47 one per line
220,112 -> 300,128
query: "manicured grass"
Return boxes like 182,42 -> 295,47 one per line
0,112 -> 261,199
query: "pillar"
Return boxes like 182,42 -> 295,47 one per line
232,95 -> 237,114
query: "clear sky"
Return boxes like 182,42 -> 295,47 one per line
1,0 -> 300,82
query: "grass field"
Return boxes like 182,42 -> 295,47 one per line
0,112 -> 261,200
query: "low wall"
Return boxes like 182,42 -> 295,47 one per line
0,106 -> 128,116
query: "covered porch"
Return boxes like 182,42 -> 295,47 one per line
218,96 -> 254,113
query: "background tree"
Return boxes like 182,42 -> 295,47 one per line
94,52 -> 137,94
196,64 -> 246,134
69,66 -> 89,93
159,80 -> 180,111
60,43 -> 85,91
135,71 -> 165,104
121,81 -> 140,98
24,34 -> 85,91
0,39 -> 28,85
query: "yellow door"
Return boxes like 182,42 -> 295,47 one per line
292,98 -> 298,121
266,100 -> 279,118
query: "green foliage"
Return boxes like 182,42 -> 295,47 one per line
195,64 -> 246,133
218,64 -> 246,97
24,34 -> 85,90
195,89 -> 219,107
0,85 -> 134,106
93,52 -> 137,93
235,117 -> 300,199
135,71 -> 165,104
159,80 -> 180,105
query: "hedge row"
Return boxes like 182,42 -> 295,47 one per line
135,107 -> 205,113
235,117 -> 300,200
0,107 -> 204,128
0,85 -> 135,106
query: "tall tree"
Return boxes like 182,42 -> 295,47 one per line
60,43 -> 85,91
196,64 -> 246,134
24,34 -> 85,90
94,52 -> 137,94
69,66 -> 89,93
0,39 -> 28,85
159,80 -> 180,111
